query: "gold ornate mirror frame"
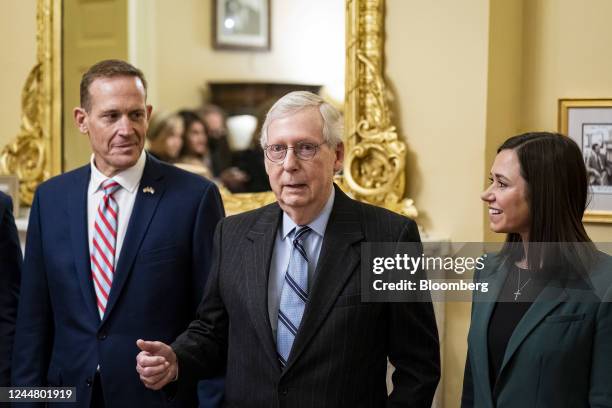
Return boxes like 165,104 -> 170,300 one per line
1,0 -> 417,219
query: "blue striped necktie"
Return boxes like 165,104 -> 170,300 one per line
277,225 -> 312,368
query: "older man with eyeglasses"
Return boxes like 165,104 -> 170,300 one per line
136,91 -> 440,408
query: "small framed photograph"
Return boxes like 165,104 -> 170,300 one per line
559,99 -> 612,223
213,0 -> 271,51
0,175 -> 19,217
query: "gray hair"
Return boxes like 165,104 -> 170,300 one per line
260,91 -> 343,149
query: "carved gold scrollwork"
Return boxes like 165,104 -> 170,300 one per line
0,0 -> 60,206
3,0 -> 416,219
341,0 -> 417,218
0,63 -> 47,205
220,188 -> 277,216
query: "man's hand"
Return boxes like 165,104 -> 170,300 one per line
136,339 -> 178,390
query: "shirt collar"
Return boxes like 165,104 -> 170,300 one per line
90,150 -> 146,193
281,187 -> 335,240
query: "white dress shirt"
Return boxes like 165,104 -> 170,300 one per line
267,188 -> 335,338
87,151 -> 146,266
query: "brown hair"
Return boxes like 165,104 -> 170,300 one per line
80,59 -> 147,111
178,110 -> 207,157
497,132 -> 596,278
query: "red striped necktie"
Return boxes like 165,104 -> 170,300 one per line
90,179 -> 121,318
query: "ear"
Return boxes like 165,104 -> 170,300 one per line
73,107 -> 88,134
333,142 -> 344,173
146,104 -> 153,120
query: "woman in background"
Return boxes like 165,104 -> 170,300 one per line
175,110 -> 214,179
146,111 -> 183,163
462,132 -> 612,407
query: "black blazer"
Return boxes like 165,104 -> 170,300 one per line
0,192 -> 21,387
172,185 -> 440,407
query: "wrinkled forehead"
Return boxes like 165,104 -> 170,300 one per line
267,108 -> 324,143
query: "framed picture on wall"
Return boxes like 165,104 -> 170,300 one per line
0,175 -> 19,217
559,99 -> 612,223
213,0 -> 271,51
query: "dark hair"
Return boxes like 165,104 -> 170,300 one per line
497,132 -> 595,276
80,59 -> 147,111
178,110 -> 206,157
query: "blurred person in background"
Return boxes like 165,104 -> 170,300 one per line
198,104 -> 232,175
178,109 -> 249,191
232,99 -> 274,192
199,105 -> 249,191
175,110 -> 214,179
146,111 -> 183,163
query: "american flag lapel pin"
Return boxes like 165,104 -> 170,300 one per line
142,186 -> 155,195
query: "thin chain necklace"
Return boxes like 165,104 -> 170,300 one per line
514,268 -> 531,301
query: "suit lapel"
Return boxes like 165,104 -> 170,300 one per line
102,156 -> 165,324
470,258 -> 509,407
68,166 -> 100,322
245,204 -> 283,371
474,261 -> 570,400
494,282 -> 567,393
282,188 -> 364,374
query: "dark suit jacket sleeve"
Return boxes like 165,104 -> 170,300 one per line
11,192 -> 53,388
172,218 -> 229,386
0,194 -> 22,386
461,351 -> 474,407
460,254 -> 491,408
461,297 -> 476,408
387,220 -> 441,407
460,254 -> 487,408
590,285 -> 612,406
190,182 -> 225,313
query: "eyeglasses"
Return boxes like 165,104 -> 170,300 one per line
264,142 -> 326,163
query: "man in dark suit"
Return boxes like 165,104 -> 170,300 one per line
585,143 -> 605,185
0,191 -> 21,389
136,91 -> 440,407
12,60 -> 224,407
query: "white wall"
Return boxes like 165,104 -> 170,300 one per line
150,0 -> 345,112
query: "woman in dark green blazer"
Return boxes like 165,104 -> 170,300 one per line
462,132 -> 612,408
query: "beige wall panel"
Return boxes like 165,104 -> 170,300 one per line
128,0 -> 158,107
63,0 -> 128,171
386,0 -> 490,242
0,0 -> 37,150
521,0 -> 612,240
